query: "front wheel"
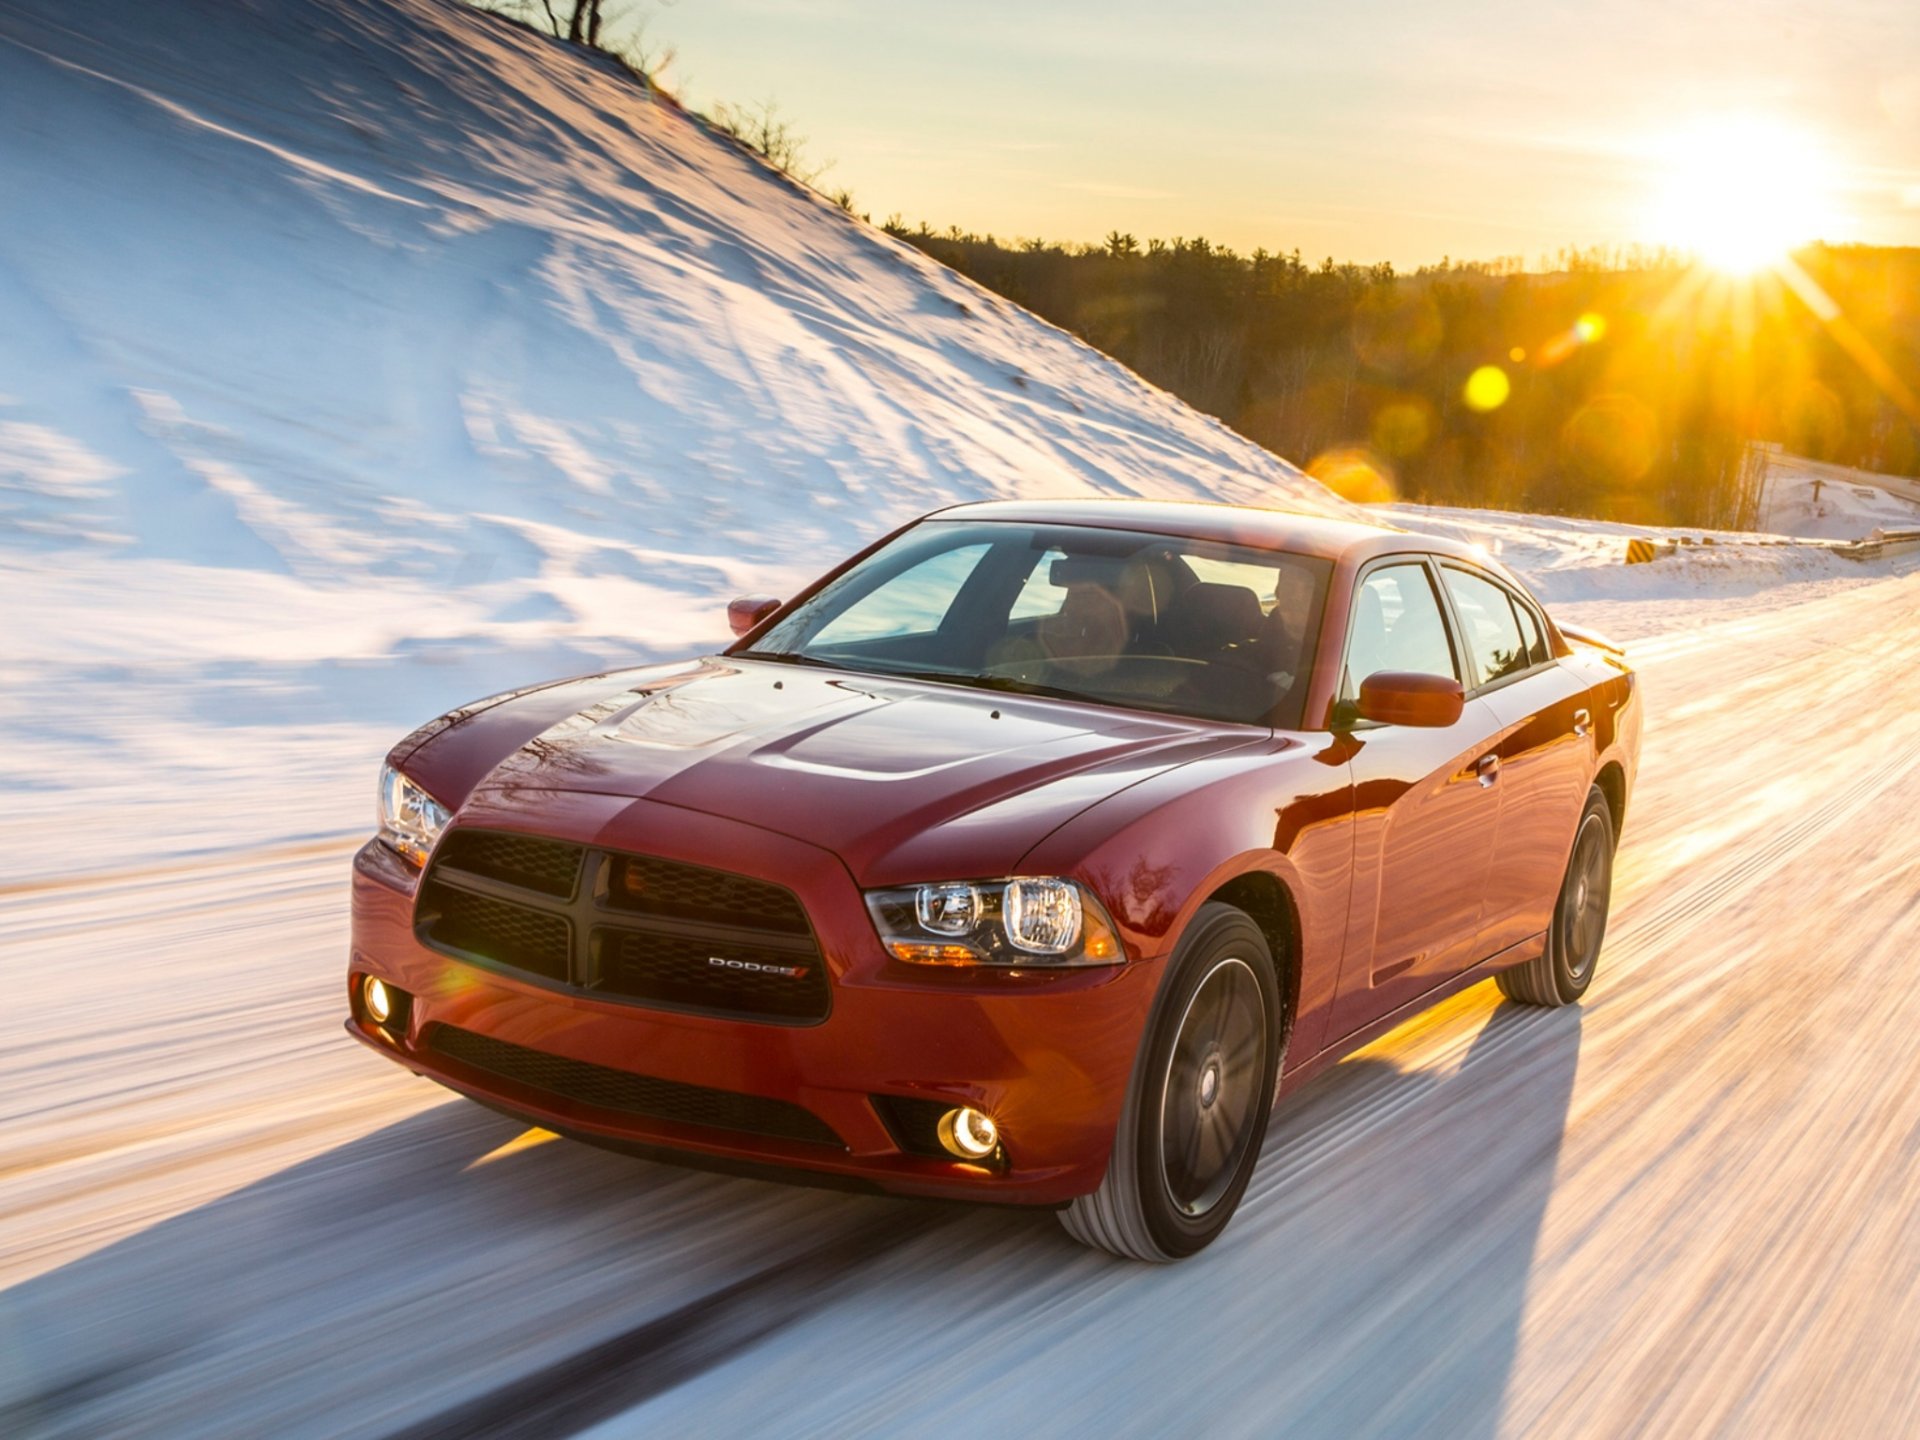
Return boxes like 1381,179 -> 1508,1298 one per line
1059,903 -> 1280,1261
1496,786 -> 1615,1007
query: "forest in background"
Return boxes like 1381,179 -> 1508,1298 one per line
893,231 -> 1920,527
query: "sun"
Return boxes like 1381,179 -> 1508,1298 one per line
1646,116 -> 1840,275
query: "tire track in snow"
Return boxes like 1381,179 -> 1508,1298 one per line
379,1212 -> 940,1440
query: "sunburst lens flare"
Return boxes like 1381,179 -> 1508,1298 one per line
1647,116 -> 1840,276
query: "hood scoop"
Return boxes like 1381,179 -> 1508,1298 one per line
752,688 -> 1100,780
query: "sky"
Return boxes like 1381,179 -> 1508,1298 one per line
625,0 -> 1920,267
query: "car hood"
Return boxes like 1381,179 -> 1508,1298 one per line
466,657 -> 1266,884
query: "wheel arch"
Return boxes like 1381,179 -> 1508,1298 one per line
1198,869 -> 1301,1062
1594,758 -> 1628,841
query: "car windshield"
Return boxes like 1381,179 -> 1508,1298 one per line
737,520 -> 1334,727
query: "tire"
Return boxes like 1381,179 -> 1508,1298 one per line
1059,903 -> 1281,1261
1496,786 -> 1615,1007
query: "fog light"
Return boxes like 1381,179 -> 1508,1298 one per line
363,975 -> 393,1024
936,1106 -> 999,1160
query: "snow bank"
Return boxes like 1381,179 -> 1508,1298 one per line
1752,451 -> 1920,541
0,0 -> 1348,879
1375,501 -> 1920,641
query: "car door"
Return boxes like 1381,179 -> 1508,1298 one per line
1331,557 -> 1506,1035
1437,563 -> 1594,955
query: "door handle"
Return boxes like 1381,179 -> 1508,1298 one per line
1476,755 -> 1500,787
1573,708 -> 1591,737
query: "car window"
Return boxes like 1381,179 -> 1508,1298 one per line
1185,554 -> 1282,605
1010,548 -> 1281,630
1343,563 -> 1457,697
810,542 -> 992,644
744,521 -> 1333,727
1511,591 -> 1550,665
1008,547 -> 1071,621
1442,566 -> 1531,687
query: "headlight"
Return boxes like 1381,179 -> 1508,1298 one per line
866,878 -> 1124,967
377,763 -> 451,867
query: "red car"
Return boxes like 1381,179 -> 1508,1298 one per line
349,500 -> 1638,1259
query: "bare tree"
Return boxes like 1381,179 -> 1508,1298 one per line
705,98 -> 832,185
566,0 -> 602,46
476,1 -> 611,48
473,0 -> 565,36
470,1 -> 675,84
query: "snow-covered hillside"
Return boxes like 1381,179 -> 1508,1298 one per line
0,0 -> 1345,578
0,0 -> 1347,879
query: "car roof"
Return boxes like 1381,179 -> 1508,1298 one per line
929,497 -> 1490,567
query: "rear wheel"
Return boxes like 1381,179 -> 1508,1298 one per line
1059,903 -> 1280,1260
1496,787 -> 1614,1007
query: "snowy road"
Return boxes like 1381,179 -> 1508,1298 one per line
5,571 -> 1920,1439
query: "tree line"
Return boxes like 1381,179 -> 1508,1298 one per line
892,226 -> 1920,526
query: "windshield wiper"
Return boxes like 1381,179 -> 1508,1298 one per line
859,666 -> 1095,705
732,650 -> 847,669
737,653 -> 1096,706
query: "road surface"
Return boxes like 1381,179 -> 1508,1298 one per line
5,570 -> 1919,1438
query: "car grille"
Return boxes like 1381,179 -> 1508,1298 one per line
414,829 -> 830,1024
436,829 -> 583,898
427,1025 -> 842,1147
428,886 -> 573,982
594,927 -> 825,1022
606,853 -> 810,934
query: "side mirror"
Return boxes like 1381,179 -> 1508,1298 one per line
727,594 -> 782,637
1357,671 -> 1464,727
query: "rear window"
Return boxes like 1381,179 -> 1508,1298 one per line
1441,566 -> 1532,687
1512,592 -> 1550,665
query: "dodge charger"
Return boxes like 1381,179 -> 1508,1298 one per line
347,500 -> 1639,1259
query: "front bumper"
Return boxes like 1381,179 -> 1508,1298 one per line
347,798 -> 1158,1206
